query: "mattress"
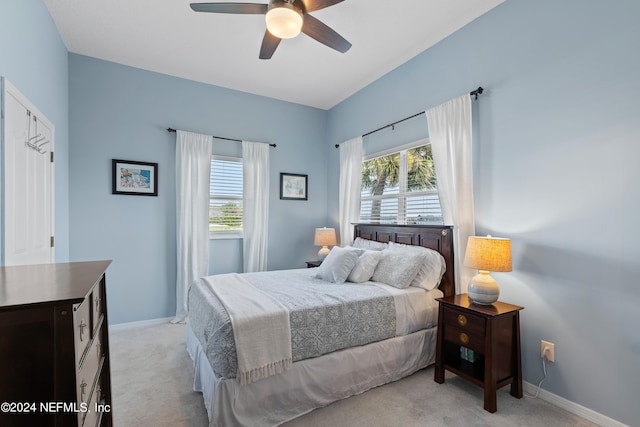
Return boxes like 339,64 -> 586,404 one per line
188,268 -> 442,380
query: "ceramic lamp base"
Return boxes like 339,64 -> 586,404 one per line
317,246 -> 330,261
468,270 -> 499,305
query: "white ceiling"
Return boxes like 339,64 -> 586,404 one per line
44,0 -> 504,110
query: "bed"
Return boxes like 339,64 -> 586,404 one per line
186,223 -> 455,427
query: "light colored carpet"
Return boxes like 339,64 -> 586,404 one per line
109,323 -> 596,427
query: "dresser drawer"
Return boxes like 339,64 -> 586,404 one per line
92,283 -> 104,333
73,298 -> 91,365
443,306 -> 485,336
85,359 -> 108,427
83,377 -> 100,427
77,331 -> 103,413
94,365 -> 108,426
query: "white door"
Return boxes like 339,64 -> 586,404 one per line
2,79 -> 55,265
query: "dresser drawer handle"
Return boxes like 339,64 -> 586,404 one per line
79,320 -> 87,342
457,314 -> 467,326
95,296 -> 101,310
459,332 -> 469,344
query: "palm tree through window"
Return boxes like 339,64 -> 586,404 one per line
360,143 -> 442,224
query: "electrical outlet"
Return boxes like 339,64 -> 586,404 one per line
541,340 -> 555,362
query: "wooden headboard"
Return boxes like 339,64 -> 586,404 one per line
353,223 -> 455,297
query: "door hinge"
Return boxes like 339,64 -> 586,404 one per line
50,152 -> 54,162
50,236 -> 55,247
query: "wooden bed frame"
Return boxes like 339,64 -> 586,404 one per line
354,223 -> 455,297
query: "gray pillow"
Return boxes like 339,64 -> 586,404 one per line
315,246 -> 361,284
371,249 -> 427,289
388,242 -> 446,290
352,237 -> 389,251
347,250 -> 383,283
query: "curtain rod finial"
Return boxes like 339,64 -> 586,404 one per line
471,87 -> 484,99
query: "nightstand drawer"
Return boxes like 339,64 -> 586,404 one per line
444,326 -> 484,351
443,306 -> 485,336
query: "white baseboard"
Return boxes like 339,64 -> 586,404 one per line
108,317 -> 174,332
524,382 -> 627,427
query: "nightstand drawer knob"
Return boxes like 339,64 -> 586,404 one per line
459,332 -> 469,344
457,314 -> 467,326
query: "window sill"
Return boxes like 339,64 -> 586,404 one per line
209,232 -> 244,240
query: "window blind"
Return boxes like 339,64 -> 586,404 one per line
209,157 -> 243,232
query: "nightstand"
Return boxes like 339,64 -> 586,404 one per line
306,260 -> 322,268
434,294 -> 523,413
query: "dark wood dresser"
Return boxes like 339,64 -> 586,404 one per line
0,260 -> 113,427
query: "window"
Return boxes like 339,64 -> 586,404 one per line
209,156 -> 243,238
360,141 -> 442,225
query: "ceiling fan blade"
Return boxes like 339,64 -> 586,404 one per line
301,14 -> 351,53
301,0 -> 344,12
190,3 -> 268,14
259,30 -> 282,59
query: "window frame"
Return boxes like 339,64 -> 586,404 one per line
209,154 -> 244,240
360,138 -> 442,225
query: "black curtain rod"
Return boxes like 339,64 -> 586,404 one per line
167,128 -> 276,147
335,86 -> 484,148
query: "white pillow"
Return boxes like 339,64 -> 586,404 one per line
347,250 -> 383,283
343,245 -> 365,256
315,246 -> 361,284
352,237 -> 389,251
388,242 -> 446,290
371,248 -> 427,289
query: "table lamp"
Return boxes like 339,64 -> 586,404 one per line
314,227 -> 337,261
464,235 -> 512,305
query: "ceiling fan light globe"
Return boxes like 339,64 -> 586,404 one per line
265,5 -> 303,39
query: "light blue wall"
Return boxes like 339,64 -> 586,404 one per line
69,54 -> 327,325
0,0 -> 70,263
327,0 -> 639,424
8,0 -> 637,423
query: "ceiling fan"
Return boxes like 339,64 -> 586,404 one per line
190,0 -> 352,59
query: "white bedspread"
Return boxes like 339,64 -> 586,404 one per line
202,273 -> 292,384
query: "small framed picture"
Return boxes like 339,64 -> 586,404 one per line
280,173 -> 308,200
112,159 -> 158,196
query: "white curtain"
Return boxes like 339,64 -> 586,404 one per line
173,131 -> 212,323
242,141 -> 270,272
426,95 -> 475,293
338,136 -> 363,247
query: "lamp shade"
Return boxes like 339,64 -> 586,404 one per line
314,227 -> 337,246
464,236 -> 512,305
464,236 -> 512,272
